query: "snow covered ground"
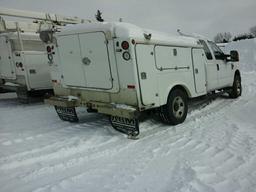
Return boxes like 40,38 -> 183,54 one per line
1,39 -> 256,192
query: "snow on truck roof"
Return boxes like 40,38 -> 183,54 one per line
57,22 -> 201,47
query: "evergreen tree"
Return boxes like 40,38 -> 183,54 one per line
95,10 -> 104,22
249,26 -> 256,37
214,32 -> 232,43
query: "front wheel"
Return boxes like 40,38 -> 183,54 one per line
160,89 -> 188,125
229,75 -> 242,98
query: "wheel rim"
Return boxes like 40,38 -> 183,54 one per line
236,79 -> 241,95
172,96 -> 185,119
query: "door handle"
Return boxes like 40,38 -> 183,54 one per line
216,64 -> 219,71
141,72 -> 147,79
82,57 -> 91,65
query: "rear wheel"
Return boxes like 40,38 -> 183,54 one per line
160,89 -> 188,125
229,75 -> 242,98
0,80 -> 7,93
0,87 -> 7,93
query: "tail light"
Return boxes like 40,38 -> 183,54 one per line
16,62 -> 23,68
121,41 -> 129,50
46,46 -> 52,53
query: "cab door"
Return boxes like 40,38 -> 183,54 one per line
199,40 -> 218,91
208,41 -> 232,87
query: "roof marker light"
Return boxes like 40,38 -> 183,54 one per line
127,85 -> 135,89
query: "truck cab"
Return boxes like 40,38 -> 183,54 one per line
199,39 -> 240,92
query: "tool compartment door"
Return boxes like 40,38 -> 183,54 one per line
136,44 -> 158,106
58,35 -> 86,87
192,48 -> 206,94
24,52 -> 52,89
78,32 -> 113,89
0,36 -> 16,79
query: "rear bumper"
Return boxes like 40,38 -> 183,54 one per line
88,101 -> 140,119
45,96 -> 139,119
45,96 -> 79,108
0,84 -> 18,92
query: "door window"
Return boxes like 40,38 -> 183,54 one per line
199,40 -> 213,60
208,41 -> 225,60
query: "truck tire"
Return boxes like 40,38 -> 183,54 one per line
229,75 -> 242,98
0,87 -> 6,93
160,89 -> 188,125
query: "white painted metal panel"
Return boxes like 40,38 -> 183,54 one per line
0,36 -> 16,79
136,44 -> 158,105
113,38 -> 136,90
201,40 -> 219,91
58,35 -> 86,87
155,46 -> 191,70
205,62 -> 219,91
192,49 -> 206,94
218,60 -> 233,87
24,52 -> 52,89
78,32 -> 112,89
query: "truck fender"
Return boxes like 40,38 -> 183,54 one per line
162,84 -> 191,106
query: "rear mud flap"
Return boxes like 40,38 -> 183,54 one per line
17,87 -> 29,103
55,106 -> 79,122
110,116 -> 140,138
17,89 -> 51,103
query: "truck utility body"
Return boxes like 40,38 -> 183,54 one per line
0,31 -> 51,91
45,22 -> 241,138
0,7 -> 85,102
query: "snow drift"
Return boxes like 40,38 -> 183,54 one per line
223,38 -> 256,72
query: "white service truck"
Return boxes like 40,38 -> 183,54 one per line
43,22 -> 241,138
0,7 -> 85,102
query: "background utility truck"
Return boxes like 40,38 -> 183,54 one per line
43,22 -> 241,138
0,7 -> 86,102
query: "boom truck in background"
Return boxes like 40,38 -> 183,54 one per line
0,7 -> 86,102
42,22 -> 241,138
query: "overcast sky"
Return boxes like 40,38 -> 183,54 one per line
0,0 -> 255,39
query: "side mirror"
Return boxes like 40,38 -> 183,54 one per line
230,50 -> 239,62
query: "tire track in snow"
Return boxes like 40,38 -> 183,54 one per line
3,99 -> 226,188
19,98 -> 242,191
0,118 -> 109,165
16,99 -> 244,190
1,73 -> 256,192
